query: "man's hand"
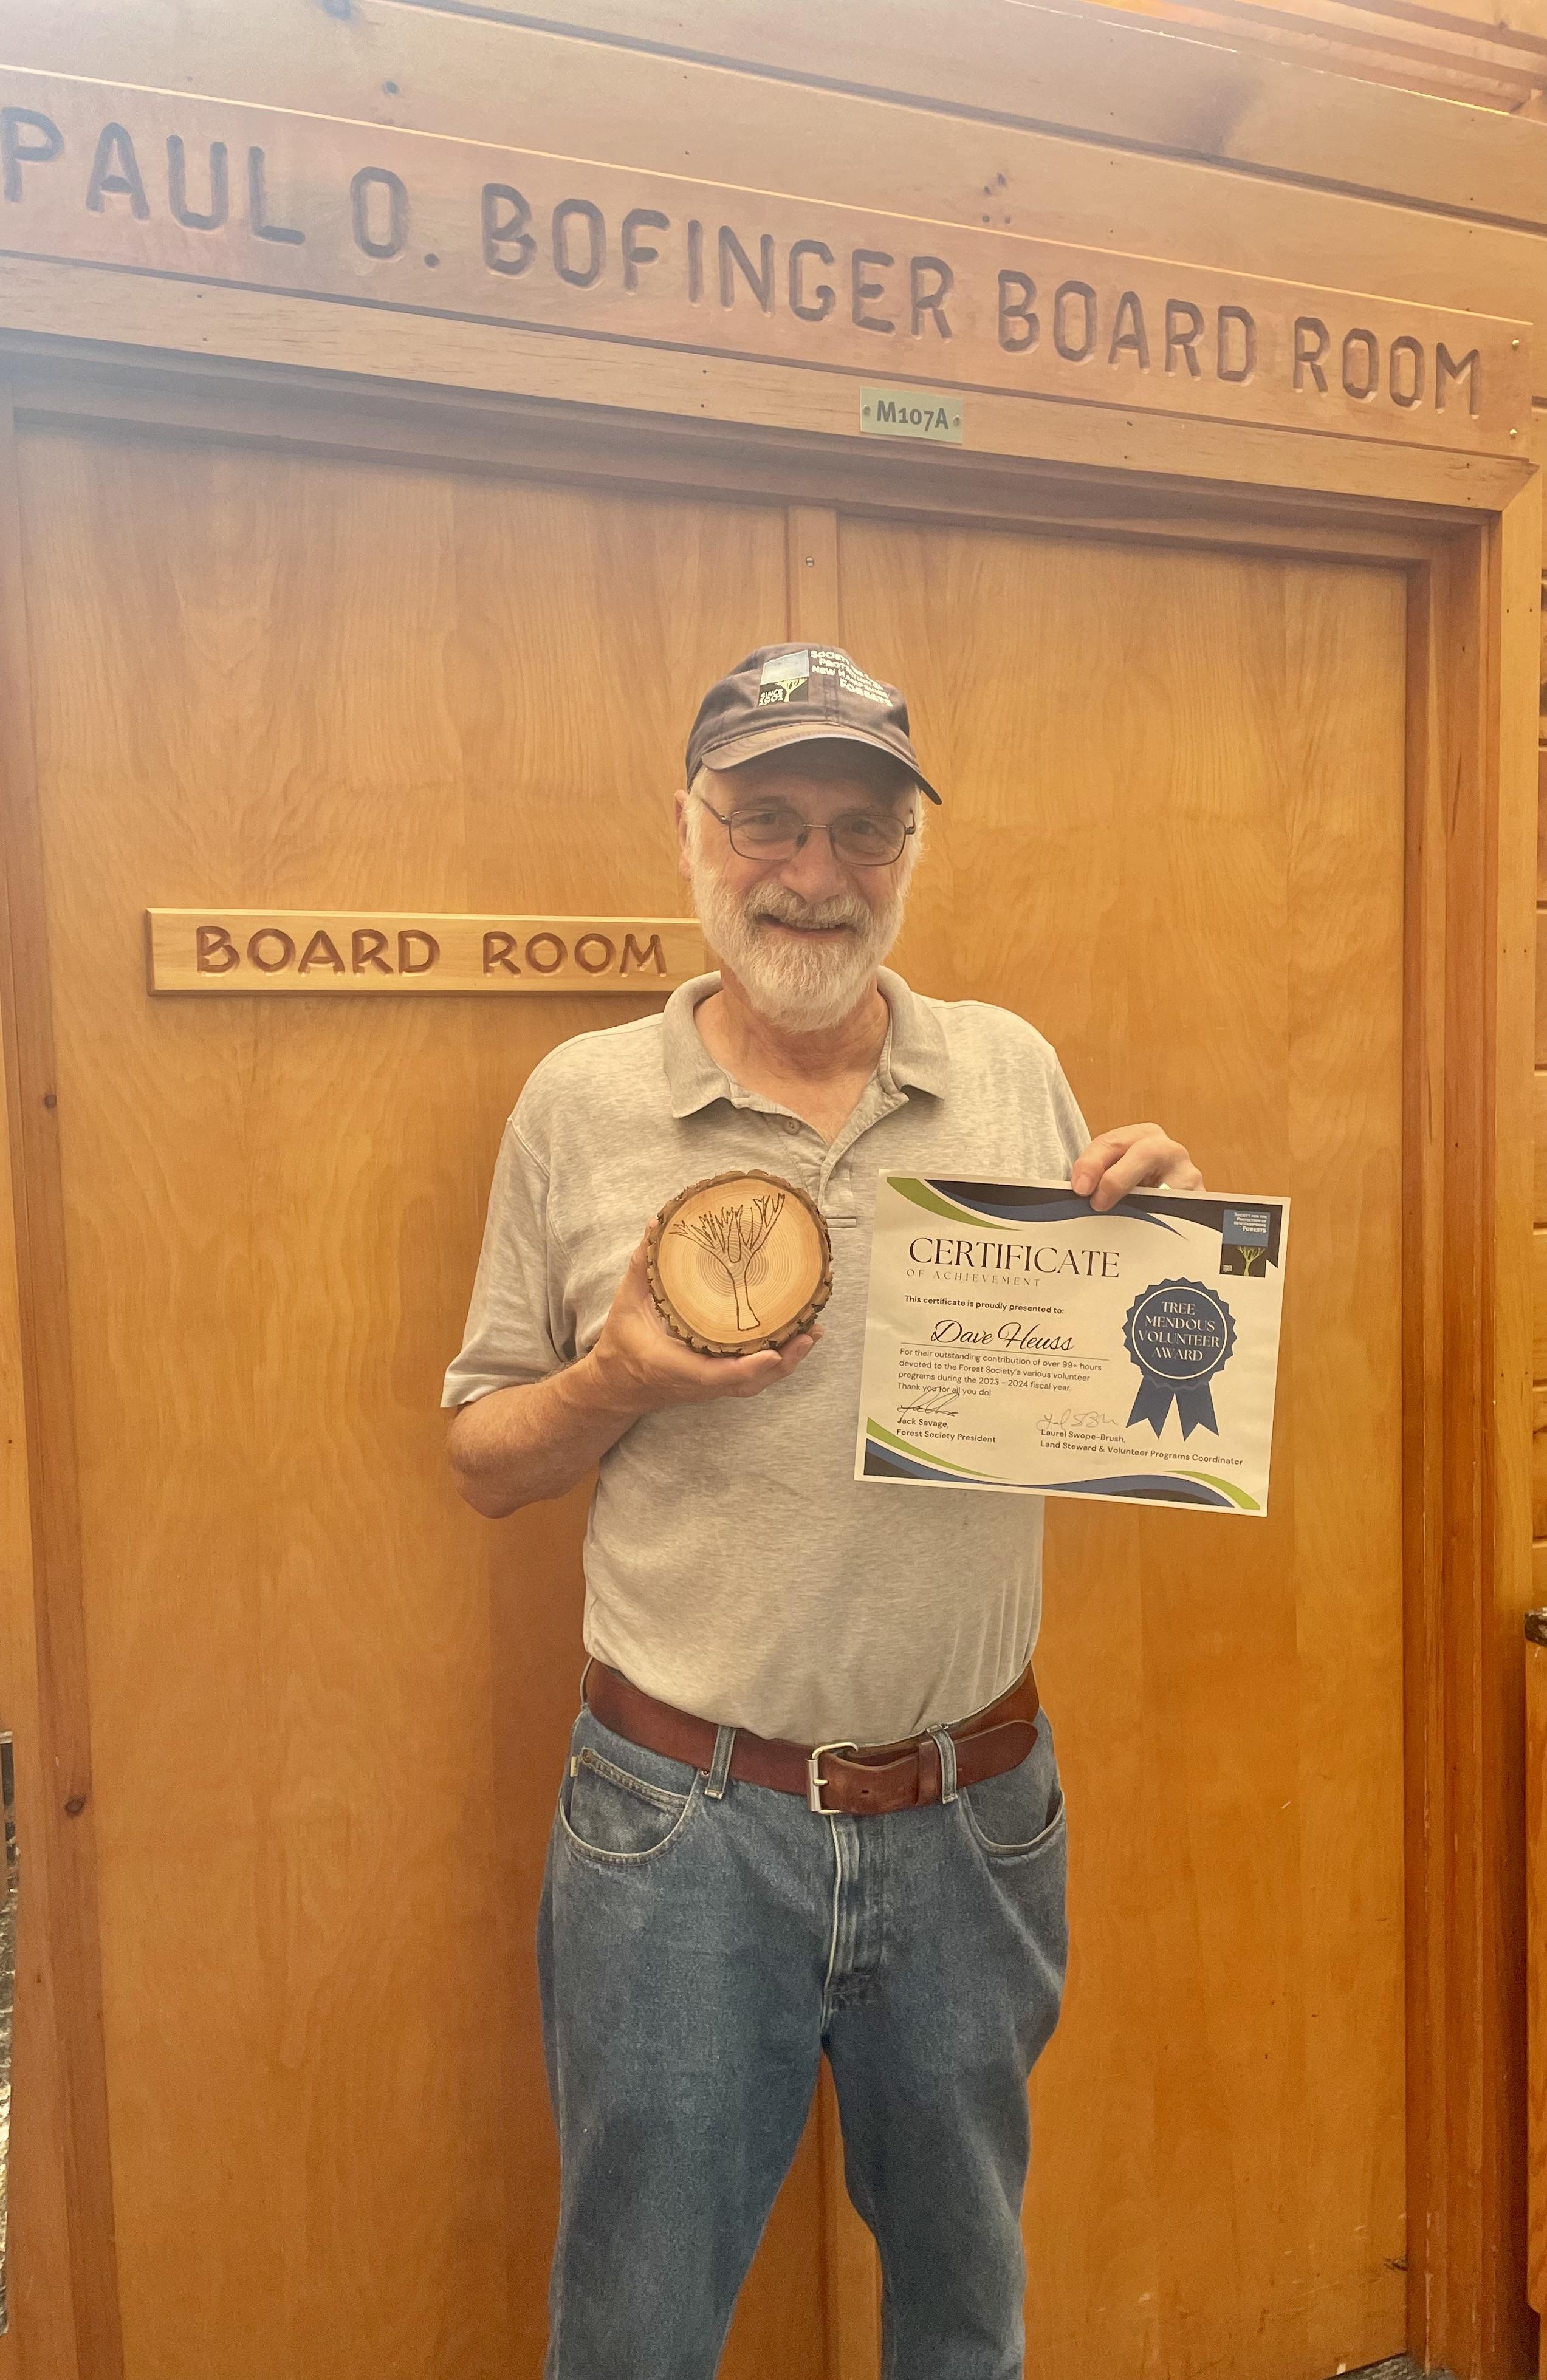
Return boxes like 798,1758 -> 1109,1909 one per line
1071,1123 -> 1204,1214
588,1237 -> 821,1414
447,1235 -> 822,1520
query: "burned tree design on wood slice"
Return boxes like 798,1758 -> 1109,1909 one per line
675,1189 -> 786,1332
645,1170 -> 834,1355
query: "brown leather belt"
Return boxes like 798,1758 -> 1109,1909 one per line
582,1658 -> 1040,1817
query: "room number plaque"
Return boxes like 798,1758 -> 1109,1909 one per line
647,1171 -> 833,1356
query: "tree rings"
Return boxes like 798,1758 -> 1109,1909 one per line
645,1170 -> 834,1356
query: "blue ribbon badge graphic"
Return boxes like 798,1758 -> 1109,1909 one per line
1122,1279 -> 1237,1440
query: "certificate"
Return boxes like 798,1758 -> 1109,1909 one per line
855,1176 -> 1289,1515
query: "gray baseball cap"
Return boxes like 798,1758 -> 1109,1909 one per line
684,643 -> 942,803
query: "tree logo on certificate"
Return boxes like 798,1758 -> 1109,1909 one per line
1122,1280 -> 1238,1440
1219,1205 -> 1274,1277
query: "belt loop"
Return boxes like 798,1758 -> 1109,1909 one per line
704,1723 -> 736,1802
579,1654 -> 595,1709
927,1723 -> 959,1806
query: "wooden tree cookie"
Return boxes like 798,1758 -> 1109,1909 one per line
645,1170 -> 834,1355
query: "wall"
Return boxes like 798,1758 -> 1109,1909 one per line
15,0 -> 1546,1828
1088,0 -> 1547,113
0,7 -> 1540,2378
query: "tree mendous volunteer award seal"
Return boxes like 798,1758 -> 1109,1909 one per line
647,1171 -> 834,1356
856,1178 -> 1289,1514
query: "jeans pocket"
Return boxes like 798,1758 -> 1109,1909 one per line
959,1717 -> 1066,1861
560,1745 -> 698,1864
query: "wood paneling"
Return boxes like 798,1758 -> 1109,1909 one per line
0,393 -> 125,2380
1397,491 -> 1542,2380
1088,0 -> 1547,112
843,515 -> 1408,2380
0,17 -> 1543,454
786,506 -> 841,646
9,68 -> 1523,457
8,424 -> 825,2380
1529,1635 -> 1547,2337
5,402 -> 1438,2380
0,391 -> 92,2376
1485,474 -> 1543,2380
0,256 -> 1525,521
6,0 -> 1544,231
0,5 -> 1532,2377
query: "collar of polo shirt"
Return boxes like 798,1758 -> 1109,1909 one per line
662,966 -> 950,1120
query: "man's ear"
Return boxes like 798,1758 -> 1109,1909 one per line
674,787 -> 691,883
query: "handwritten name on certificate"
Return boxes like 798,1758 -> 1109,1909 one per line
855,1177 -> 1290,1516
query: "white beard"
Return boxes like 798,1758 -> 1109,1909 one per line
685,812 -> 913,1033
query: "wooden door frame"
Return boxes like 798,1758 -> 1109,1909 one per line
0,340 -> 1535,2380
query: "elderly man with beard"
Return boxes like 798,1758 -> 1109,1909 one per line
444,644 -> 1199,2380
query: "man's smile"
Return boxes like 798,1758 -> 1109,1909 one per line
749,906 -> 863,940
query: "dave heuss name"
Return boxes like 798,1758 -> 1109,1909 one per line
143,911 -> 705,995
0,69 -> 1529,453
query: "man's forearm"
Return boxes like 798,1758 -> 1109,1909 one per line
447,1355 -> 648,1518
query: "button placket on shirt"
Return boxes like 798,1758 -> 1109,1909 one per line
817,1077 -> 910,1225
772,1110 -> 824,1209
723,1090 -> 821,1202
726,1069 -> 911,1226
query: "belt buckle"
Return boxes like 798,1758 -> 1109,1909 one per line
807,1740 -> 859,1814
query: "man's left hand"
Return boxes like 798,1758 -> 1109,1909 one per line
1071,1123 -> 1203,1213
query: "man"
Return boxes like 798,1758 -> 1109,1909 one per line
444,643 -> 1200,2380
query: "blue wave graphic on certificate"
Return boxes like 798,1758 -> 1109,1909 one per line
891,1178 -> 1185,1233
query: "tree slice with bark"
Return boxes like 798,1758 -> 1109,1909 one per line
645,1169 -> 834,1355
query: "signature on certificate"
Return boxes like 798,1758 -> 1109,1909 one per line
897,1389 -> 962,1420
1038,1406 -> 1107,1432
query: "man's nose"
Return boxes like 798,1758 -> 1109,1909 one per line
775,828 -> 850,902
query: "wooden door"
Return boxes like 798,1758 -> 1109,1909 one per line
4,414 -> 1405,2380
842,516 -> 1408,2379
5,422 -> 823,2380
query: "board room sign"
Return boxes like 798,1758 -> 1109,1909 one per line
0,68 -> 1531,456
145,911 -> 705,995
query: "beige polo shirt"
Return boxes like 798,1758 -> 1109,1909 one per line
442,969 -> 1089,1745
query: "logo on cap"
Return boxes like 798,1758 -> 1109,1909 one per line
758,650 -> 811,707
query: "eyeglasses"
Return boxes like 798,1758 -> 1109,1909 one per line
698,798 -> 916,869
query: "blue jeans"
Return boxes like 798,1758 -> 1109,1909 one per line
536,1695 -> 1068,2380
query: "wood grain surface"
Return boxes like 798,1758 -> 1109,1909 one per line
843,515 -> 1408,2380
144,909 -> 704,995
0,0 -> 1527,2368
647,1172 -> 832,1355
7,423 -> 826,2380
0,66 -> 1529,454
0,390 -> 106,2379
2,0 -> 1543,287
0,81 -> 1528,2373
0,252 -> 1522,519
1529,1637 -> 1547,2337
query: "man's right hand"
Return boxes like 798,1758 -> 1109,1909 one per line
448,1233 -> 822,1520
585,1236 -> 822,1415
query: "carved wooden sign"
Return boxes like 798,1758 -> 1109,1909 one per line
0,69 -> 1531,456
145,911 -> 703,994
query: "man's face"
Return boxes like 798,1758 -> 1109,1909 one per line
677,745 -> 921,1033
